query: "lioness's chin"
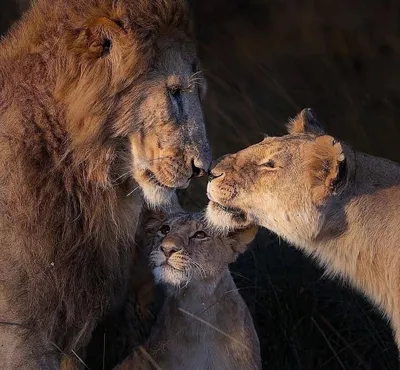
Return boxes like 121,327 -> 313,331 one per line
153,265 -> 187,286
206,201 -> 251,231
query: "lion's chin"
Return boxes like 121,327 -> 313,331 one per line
206,201 -> 251,231
140,182 -> 175,208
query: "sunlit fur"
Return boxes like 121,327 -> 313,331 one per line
0,0 -> 210,369
117,212 -> 261,370
207,108 -> 400,353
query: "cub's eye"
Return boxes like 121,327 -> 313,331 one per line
263,160 -> 276,169
192,231 -> 208,239
159,225 -> 170,235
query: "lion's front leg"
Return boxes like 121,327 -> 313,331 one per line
0,324 -> 60,370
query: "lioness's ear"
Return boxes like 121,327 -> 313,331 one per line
307,135 -> 347,205
76,17 -> 125,58
229,226 -> 259,254
287,108 -> 325,135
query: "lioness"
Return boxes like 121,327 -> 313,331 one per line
0,0 -> 210,368
117,212 -> 261,370
206,108 -> 400,352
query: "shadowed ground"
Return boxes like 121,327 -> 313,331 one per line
2,1 -> 400,368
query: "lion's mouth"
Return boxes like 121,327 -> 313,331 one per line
213,201 -> 247,221
145,170 -> 174,190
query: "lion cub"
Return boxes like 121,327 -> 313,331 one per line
117,212 -> 261,370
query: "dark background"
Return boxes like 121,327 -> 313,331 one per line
2,1 -> 400,369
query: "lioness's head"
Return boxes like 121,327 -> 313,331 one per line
146,212 -> 257,288
26,0 -> 211,206
206,109 -> 352,245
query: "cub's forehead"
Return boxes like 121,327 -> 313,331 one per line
167,213 -> 211,233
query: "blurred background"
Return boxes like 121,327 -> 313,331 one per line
2,0 -> 400,368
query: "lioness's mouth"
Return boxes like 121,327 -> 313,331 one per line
213,201 -> 247,221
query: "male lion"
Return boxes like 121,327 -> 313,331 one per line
206,109 -> 400,352
0,0 -> 211,368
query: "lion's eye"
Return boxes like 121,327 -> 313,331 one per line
192,231 -> 207,239
159,225 -> 170,235
103,38 -> 112,54
263,160 -> 276,169
168,85 -> 182,97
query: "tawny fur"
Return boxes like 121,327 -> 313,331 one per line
0,0 -> 210,369
116,213 -> 261,370
207,108 -> 400,353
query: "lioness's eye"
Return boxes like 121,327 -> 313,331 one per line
159,225 -> 170,235
263,160 -> 276,169
192,231 -> 207,239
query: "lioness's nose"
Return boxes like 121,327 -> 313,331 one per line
208,154 -> 231,181
161,240 -> 182,258
208,169 -> 224,182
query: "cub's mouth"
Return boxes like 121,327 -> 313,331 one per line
152,264 -> 188,287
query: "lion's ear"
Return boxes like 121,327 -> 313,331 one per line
76,17 -> 125,58
287,108 -> 325,135
307,135 -> 347,205
229,226 -> 259,254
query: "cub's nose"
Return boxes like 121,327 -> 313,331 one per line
161,241 -> 182,258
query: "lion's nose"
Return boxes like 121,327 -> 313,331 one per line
161,242 -> 182,258
190,158 -> 208,178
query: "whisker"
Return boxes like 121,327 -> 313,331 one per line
137,346 -> 163,370
146,155 -> 179,164
126,171 -> 159,197
190,260 -> 207,278
126,185 -> 141,197
114,170 -> 131,182
190,70 -> 203,79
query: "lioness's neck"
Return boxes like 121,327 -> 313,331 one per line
304,151 -> 400,319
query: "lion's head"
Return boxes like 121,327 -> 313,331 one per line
144,212 -> 257,288
20,0 -> 212,206
206,109 -> 352,245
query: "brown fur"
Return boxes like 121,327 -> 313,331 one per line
206,109 -> 400,353
116,213 -> 261,370
0,0 -> 211,369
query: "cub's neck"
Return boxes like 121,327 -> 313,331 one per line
164,268 -> 236,316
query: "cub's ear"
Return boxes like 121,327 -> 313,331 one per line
229,226 -> 259,254
287,108 -> 325,135
75,17 -> 125,58
140,195 -> 183,235
307,135 -> 347,205
140,207 -> 168,235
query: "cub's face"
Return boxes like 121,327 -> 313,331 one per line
206,109 -> 349,244
148,213 -> 257,287
57,0 -> 211,206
